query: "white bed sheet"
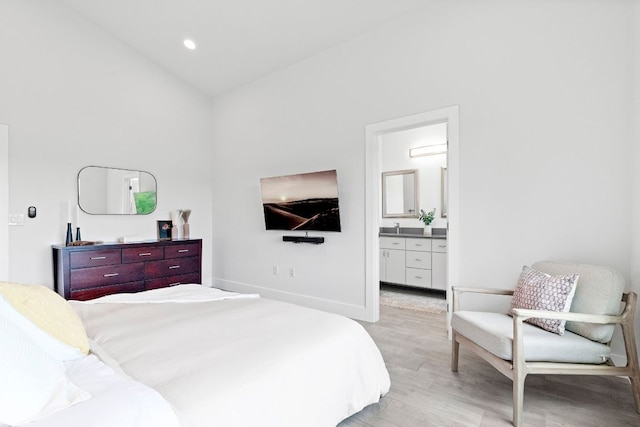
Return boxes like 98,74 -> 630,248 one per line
24,354 -> 182,427
71,285 -> 390,427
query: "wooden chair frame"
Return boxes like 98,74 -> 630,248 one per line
451,286 -> 640,427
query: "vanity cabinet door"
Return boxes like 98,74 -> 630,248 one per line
432,252 -> 447,290
380,248 -> 405,284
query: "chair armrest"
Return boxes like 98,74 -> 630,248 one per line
451,286 -> 514,312
452,286 -> 514,296
511,308 -> 623,325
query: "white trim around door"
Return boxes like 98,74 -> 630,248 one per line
364,106 -> 459,323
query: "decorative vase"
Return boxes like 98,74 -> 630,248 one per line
65,223 -> 73,246
171,225 -> 179,240
181,209 -> 191,239
76,227 -> 82,241
423,225 -> 432,236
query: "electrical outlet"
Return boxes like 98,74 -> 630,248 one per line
272,265 -> 278,276
288,267 -> 295,278
8,214 -> 24,226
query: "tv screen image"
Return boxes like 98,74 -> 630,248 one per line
260,169 -> 342,232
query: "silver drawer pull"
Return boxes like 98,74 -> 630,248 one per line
438,245 -> 446,248
415,244 -> 423,247
415,258 -> 422,262
138,252 -> 152,256
90,256 -> 106,260
169,282 -> 181,287
103,273 -> 119,277
177,249 -> 189,253
169,265 -> 181,269
392,243 -> 399,245
414,276 -> 422,279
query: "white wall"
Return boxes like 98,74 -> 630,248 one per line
0,124 -> 8,281
211,0 -> 636,327
0,0 -> 214,287
380,124 -> 447,230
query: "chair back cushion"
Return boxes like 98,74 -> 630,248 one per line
532,261 -> 624,343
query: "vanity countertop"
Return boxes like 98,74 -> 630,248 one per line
379,232 -> 446,239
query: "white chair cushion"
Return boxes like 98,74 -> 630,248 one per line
452,311 -> 611,363
532,261 -> 624,343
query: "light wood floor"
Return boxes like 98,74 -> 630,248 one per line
338,305 -> 640,427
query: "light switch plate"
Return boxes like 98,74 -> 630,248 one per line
8,214 -> 24,226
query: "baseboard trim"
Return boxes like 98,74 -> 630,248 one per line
211,277 -> 369,320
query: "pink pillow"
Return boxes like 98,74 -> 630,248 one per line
510,266 -> 579,335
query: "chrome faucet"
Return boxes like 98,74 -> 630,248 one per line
394,222 -> 400,234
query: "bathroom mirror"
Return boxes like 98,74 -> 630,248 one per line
382,169 -> 419,218
78,166 -> 157,215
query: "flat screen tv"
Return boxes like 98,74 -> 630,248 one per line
260,169 -> 342,232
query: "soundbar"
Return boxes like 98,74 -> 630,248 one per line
282,235 -> 325,244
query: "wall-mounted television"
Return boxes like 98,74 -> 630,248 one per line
260,169 -> 342,232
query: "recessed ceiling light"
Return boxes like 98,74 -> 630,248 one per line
183,39 -> 196,50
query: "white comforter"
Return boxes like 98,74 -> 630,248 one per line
71,285 -> 390,427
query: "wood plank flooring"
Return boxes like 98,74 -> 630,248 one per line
338,305 -> 640,427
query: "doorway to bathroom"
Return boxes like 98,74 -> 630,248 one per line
364,106 -> 459,323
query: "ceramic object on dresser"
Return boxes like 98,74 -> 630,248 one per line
423,225 -> 432,235
170,210 -> 181,240
182,209 -> 191,239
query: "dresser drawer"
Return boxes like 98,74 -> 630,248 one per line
406,251 -> 431,269
122,246 -> 164,263
145,256 -> 200,279
380,237 -> 405,250
405,268 -> 432,288
70,249 -> 121,268
165,243 -> 200,259
406,238 -> 431,252
70,263 -> 145,289
145,272 -> 201,290
70,281 -> 145,301
432,239 -> 447,253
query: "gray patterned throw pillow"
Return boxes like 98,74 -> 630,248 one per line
509,265 -> 579,335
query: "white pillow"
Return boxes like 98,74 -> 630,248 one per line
0,295 -> 85,361
0,316 -> 90,425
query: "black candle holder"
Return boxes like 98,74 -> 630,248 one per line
76,227 -> 81,241
65,223 -> 73,246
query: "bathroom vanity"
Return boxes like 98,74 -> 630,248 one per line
379,231 -> 446,290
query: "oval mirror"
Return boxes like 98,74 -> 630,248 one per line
78,166 -> 157,215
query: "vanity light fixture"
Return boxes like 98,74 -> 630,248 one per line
183,39 -> 197,50
409,144 -> 447,158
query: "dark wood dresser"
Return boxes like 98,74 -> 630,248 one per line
52,239 -> 202,300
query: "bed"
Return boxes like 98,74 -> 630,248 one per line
0,283 -> 390,426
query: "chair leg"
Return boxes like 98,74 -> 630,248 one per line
451,332 -> 459,372
512,373 -> 526,427
630,374 -> 640,413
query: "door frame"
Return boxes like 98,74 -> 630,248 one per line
364,106 -> 459,323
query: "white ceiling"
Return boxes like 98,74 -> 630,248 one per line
58,0 -> 423,98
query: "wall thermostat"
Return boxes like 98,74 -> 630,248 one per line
28,206 -> 36,218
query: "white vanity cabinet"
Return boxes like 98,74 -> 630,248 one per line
379,237 -> 406,285
379,235 -> 447,290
